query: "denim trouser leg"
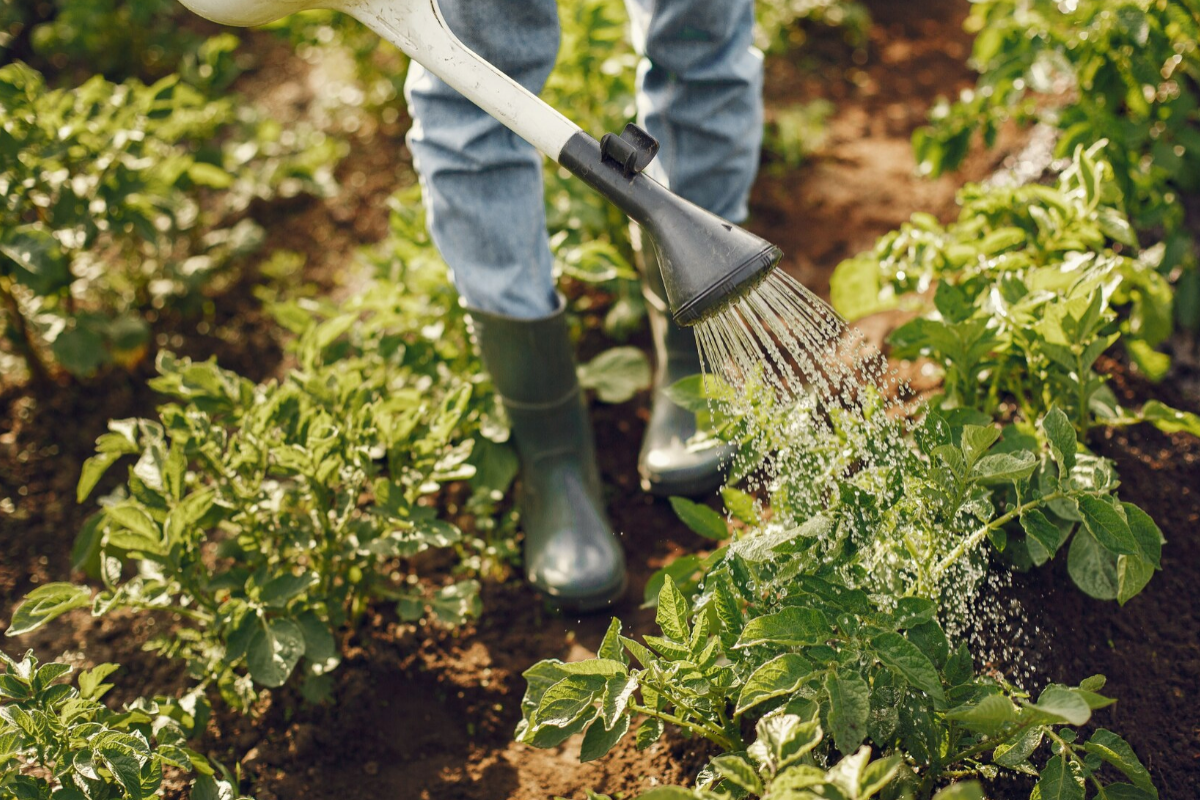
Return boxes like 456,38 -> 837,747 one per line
404,0 -> 561,319
625,0 -> 764,224
405,0 -> 763,318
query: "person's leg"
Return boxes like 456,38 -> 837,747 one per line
624,0 -> 764,495
405,0 -> 625,609
404,0 -> 560,319
625,0 -> 764,223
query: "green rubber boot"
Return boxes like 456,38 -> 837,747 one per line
468,296 -> 626,611
633,226 -> 733,497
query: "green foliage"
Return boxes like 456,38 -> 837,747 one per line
7,337 -> 485,709
764,100 -> 835,173
1,0 -> 209,83
755,0 -> 871,54
519,578 -> 1153,800
0,649 -> 246,799
832,144 -> 1190,437
912,0 -> 1200,328
0,61 -> 343,384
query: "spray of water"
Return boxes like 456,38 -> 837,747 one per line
693,268 -> 1032,681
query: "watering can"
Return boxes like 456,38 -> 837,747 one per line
176,0 -> 783,325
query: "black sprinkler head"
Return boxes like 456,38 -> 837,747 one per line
558,127 -> 783,327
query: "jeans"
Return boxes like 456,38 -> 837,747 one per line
405,0 -> 764,319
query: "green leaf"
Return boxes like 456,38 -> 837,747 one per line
77,663 -> 119,701
971,451 -> 1037,484
1140,400 -> 1200,438
0,225 -> 72,296
534,675 -> 605,728
1122,503 -> 1164,569
95,745 -> 144,797
51,326 -> 109,377
577,347 -> 651,403
1032,754 -> 1084,800
655,576 -> 691,643
960,425 -> 1001,467
260,572 -> 317,607
600,674 -> 637,729
932,782 -> 984,800
1030,686 -> 1092,726
711,754 -> 763,795
870,632 -> 945,706
1042,408 -> 1078,472
295,611 -> 339,676
1084,730 -> 1157,797
994,725 -> 1043,768
187,162 -> 234,188
106,502 -> 162,544
1078,496 -> 1139,557
824,672 -> 870,754
1068,527 -> 1119,600
429,580 -> 481,626
579,712 -> 630,763
752,712 -> 823,770
945,694 -> 1017,736
721,487 -> 759,524
736,653 -> 813,716
1117,554 -> 1155,606
598,618 -> 625,664
635,717 -> 664,751
246,618 -> 306,688
7,583 -> 92,636
735,607 -> 831,649
78,452 -> 124,504
642,555 -> 703,608
668,497 -> 728,541
1021,509 -> 1067,564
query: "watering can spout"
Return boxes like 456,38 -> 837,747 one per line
174,0 -> 783,324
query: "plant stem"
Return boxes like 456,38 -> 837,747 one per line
627,702 -> 737,751
932,491 -> 1066,578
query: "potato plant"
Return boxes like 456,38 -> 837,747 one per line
521,575 -> 1155,799
1,649 -> 246,800
832,144 -> 1199,444
912,0 -> 1200,329
0,61 -> 342,386
518,402 -> 1163,797
6,338 -> 483,710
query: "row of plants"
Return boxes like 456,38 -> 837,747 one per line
513,147 -> 1190,797
912,0 -> 1200,332
1,188 -> 662,795
0,59 -> 341,387
1,0 -> 866,388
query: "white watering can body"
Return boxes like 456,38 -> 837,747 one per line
177,0 -> 579,159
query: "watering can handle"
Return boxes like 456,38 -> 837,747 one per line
174,0 -> 582,160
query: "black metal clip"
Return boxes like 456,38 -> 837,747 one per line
600,123 -> 660,178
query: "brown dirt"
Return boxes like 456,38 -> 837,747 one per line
4,2 -> 1198,800
976,359 -> 1200,800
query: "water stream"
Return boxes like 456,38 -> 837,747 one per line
691,269 -> 1032,679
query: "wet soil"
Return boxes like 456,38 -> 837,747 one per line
3,2 -> 1198,799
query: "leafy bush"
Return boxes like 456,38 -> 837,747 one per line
832,144 -> 1200,428
7,337 -> 484,710
520,573 -> 1154,799
0,0 -> 205,82
1,649 -> 246,799
0,61 -> 342,385
755,0 -> 871,54
516,396 -> 1163,794
912,0 -> 1200,329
